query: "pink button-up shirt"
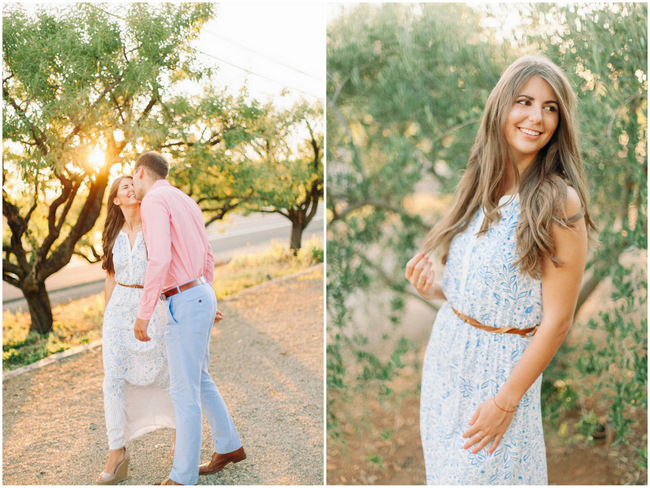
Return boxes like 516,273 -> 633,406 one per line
137,179 -> 214,320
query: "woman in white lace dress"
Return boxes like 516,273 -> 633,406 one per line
96,175 -> 175,484
405,55 -> 594,484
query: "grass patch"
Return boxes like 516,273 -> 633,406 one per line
3,293 -> 104,370
3,238 -> 323,371
214,237 -> 323,299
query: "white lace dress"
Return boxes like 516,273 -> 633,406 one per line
102,230 -> 175,449
420,194 -> 547,484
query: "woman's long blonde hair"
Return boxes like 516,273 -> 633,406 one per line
101,175 -> 132,275
420,54 -> 595,278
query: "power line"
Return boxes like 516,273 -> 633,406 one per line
92,6 -> 322,100
196,49 -> 321,99
202,29 -> 323,82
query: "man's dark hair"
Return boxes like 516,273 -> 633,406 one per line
134,151 -> 169,179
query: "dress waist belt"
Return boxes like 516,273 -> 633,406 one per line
117,282 -> 144,289
451,307 -> 538,337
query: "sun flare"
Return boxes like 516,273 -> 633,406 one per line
89,146 -> 105,168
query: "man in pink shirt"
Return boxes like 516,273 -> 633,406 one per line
132,152 -> 245,485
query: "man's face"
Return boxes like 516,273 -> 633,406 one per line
132,166 -> 145,200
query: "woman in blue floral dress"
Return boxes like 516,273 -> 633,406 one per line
405,55 -> 594,484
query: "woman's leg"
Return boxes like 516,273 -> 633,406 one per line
101,376 -> 127,475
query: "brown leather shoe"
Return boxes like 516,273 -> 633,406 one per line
198,446 -> 246,475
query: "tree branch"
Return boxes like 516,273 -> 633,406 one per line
2,87 -> 50,155
574,239 -> 632,316
2,194 -> 30,272
328,72 -> 350,108
39,178 -> 80,265
257,208 -> 291,218
42,168 -> 110,279
330,197 -> 427,229
2,261 -> 23,287
327,100 -> 365,174
73,247 -> 102,264
62,71 -> 126,147
136,92 -> 158,127
111,93 -> 127,125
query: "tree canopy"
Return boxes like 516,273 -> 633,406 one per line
168,95 -> 324,253
3,3 -> 324,335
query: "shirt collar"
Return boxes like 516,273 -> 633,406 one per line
150,179 -> 170,190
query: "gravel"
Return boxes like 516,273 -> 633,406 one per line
2,265 -> 324,485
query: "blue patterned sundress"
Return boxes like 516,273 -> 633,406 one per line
420,194 -> 547,484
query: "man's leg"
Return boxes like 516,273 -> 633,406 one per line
164,287 -> 214,485
200,326 -> 242,454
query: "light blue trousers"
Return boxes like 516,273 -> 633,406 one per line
164,283 -> 242,485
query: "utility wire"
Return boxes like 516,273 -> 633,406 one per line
202,28 -> 323,82
94,5 -> 322,99
196,49 -> 321,99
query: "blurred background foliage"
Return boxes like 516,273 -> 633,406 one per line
327,3 -> 646,484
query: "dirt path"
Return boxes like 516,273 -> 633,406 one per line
3,265 -> 324,485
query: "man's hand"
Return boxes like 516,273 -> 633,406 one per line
214,310 -> 224,323
134,317 -> 151,342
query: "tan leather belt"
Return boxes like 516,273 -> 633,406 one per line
117,282 -> 144,289
162,277 -> 207,299
452,307 -> 538,337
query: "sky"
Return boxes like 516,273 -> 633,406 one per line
190,3 -> 325,107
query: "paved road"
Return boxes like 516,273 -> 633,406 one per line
2,266 -> 324,485
3,209 -> 324,312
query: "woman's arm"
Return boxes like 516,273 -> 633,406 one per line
495,187 -> 588,409
462,187 -> 588,454
105,273 -> 117,308
405,253 -> 447,301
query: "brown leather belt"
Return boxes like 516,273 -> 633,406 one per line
452,307 -> 538,337
162,276 -> 207,299
117,282 -> 144,289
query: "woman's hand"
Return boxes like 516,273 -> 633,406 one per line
462,398 -> 515,454
405,253 -> 437,300
214,310 -> 224,323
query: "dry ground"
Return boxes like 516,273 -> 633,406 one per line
3,266 -> 324,485
327,371 -> 647,485
326,252 -> 647,485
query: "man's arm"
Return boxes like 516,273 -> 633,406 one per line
137,192 -> 172,320
203,243 -> 214,285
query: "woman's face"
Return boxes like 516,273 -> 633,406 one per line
504,75 -> 560,167
113,178 -> 139,207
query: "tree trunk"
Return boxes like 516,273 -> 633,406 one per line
289,219 -> 303,255
575,272 -> 600,318
23,279 -> 54,335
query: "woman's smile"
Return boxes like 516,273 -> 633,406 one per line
504,75 -> 559,169
517,127 -> 542,138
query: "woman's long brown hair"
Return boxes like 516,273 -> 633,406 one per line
101,176 -> 132,275
420,54 -> 596,278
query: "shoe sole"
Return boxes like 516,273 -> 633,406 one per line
97,457 -> 129,485
199,453 -> 247,476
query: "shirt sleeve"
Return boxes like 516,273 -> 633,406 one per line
138,192 -> 172,320
204,239 -> 214,285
